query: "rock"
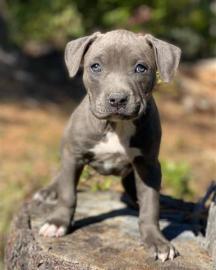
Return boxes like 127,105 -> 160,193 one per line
5,191 -> 212,270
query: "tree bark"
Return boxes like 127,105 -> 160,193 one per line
205,200 -> 216,267
5,191 -> 212,270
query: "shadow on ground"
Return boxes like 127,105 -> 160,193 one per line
71,193 -> 208,241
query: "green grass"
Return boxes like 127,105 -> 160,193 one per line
81,161 -> 193,199
80,166 -> 120,191
161,160 -> 193,200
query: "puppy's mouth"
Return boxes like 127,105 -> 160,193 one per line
91,102 -> 145,121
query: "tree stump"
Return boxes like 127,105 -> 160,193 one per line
206,200 -> 216,267
5,191 -> 213,270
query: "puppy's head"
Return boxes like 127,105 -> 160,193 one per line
65,30 -> 181,120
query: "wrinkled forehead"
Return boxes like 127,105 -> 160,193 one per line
84,31 -> 155,67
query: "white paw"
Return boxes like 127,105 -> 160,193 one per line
39,223 -> 67,237
156,246 -> 177,262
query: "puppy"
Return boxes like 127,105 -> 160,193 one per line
36,30 -> 181,262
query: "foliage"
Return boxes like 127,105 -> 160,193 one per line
161,160 -> 193,199
6,0 -> 84,47
5,0 -> 216,59
81,161 -> 193,198
80,166 -> 119,191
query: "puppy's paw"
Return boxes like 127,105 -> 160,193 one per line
153,242 -> 179,262
142,228 -> 179,262
39,223 -> 67,237
33,184 -> 58,204
38,206 -> 73,238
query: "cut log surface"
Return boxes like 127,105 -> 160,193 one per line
5,192 -> 212,270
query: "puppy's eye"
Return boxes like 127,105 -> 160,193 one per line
90,63 -> 102,73
135,64 -> 148,73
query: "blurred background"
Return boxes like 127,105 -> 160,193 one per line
0,0 -> 215,267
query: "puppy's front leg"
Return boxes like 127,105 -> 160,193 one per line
39,148 -> 84,237
133,156 -> 178,261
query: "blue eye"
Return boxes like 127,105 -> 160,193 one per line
135,64 -> 148,73
90,63 -> 102,72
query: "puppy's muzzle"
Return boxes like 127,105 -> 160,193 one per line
108,92 -> 128,110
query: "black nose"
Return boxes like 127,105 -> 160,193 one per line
108,93 -> 128,108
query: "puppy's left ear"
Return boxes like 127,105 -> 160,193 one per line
145,34 -> 181,82
65,32 -> 101,78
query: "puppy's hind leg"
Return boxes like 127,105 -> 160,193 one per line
121,171 -> 138,209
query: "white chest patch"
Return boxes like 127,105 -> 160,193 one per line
92,131 -> 127,156
91,121 -> 141,159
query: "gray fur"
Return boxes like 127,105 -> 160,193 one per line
36,29 -> 181,261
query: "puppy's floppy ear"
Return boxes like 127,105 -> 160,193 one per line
65,32 -> 101,78
145,34 -> 181,82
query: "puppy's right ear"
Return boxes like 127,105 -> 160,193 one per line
65,32 -> 101,77
144,34 -> 181,82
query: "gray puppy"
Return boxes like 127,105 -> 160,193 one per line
36,30 -> 181,262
